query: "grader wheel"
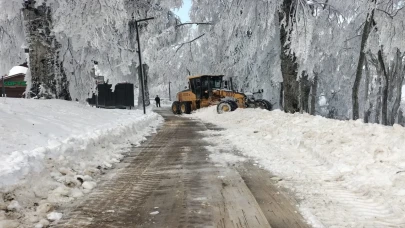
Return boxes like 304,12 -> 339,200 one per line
180,102 -> 192,114
171,101 -> 181,114
217,101 -> 233,114
227,100 -> 238,111
255,99 -> 272,111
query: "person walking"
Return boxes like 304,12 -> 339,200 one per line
155,95 -> 161,107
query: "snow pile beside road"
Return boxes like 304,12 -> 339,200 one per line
0,98 -> 162,227
192,107 -> 405,227
206,146 -> 246,167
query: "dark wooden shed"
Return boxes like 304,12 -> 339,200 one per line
0,74 -> 27,98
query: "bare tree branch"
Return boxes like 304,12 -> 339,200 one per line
376,5 -> 405,19
176,22 -> 213,28
344,34 -> 362,42
175,33 -> 205,53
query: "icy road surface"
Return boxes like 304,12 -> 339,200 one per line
55,109 -> 309,228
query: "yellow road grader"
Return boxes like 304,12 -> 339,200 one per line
171,75 -> 272,114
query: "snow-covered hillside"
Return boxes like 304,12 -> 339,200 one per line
0,98 -> 162,227
192,107 -> 405,227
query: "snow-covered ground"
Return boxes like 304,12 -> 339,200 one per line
192,107 -> 405,227
0,98 -> 162,227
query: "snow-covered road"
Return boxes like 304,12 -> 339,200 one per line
192,107 -> 405,227
54,109 -> 309,228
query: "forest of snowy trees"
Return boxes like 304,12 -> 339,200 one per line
1,0 -> 405,125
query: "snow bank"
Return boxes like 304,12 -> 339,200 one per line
192,107 -> 405,227
0,98 -> 162,226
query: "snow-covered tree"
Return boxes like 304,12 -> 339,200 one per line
1,0 -> 405,126
0,1 -> 26,76
1,0 -> 184,101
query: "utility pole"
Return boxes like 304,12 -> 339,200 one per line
1,76 -> 5,97
135,17 -> 154,114
169,81 -> 171,101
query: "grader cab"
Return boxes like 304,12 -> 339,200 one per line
171,75 -> 272,114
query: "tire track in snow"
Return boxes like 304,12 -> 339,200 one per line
55,110 -> 277,228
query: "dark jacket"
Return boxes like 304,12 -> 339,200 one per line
155,97 -> 160,102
